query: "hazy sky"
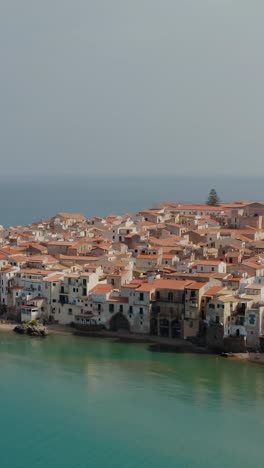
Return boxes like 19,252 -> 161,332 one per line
1,1 -> 263,177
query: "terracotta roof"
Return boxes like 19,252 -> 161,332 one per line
90,284 -> 113,294
203,286 -> 224,297
245,284 -> 264,290
19,269 -> 56,276
137,283 -> 156,292
153,279 -> 193,290
43,274 -> 63,283
185,282 -> 205,290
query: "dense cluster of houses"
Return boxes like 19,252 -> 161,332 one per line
1,201 -> 264,351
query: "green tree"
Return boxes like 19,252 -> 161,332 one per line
207,189 -> 221,206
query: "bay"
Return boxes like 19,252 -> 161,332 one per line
0,333 -> 263,468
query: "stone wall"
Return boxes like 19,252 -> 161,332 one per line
206,324 -> 224,351
223,336 -> 247,353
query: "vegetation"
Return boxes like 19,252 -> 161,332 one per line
29,319 -> 39,327
206,189 -> 221,206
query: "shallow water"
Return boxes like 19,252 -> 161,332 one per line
0,333 -> 263,468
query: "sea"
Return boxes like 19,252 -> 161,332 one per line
1,175 -> 264,227
0,333 -> 263,468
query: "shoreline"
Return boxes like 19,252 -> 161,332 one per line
1,322 -> 264,365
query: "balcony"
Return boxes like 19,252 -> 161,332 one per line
59,295 -> 69,305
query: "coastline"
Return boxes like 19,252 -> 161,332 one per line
1,322 -> 264,365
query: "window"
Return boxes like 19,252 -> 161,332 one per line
53,283 -> 56,286
209,304 -> 215,309
52,299 -> 56,303
139,308 -> 143,315
211,267 -> 215,272
119,305 -> 123,313
139,293 -> 144,301
98,303 -> 101,311
249,314 -> 255,325
215,316 -> 220,324
73,288 -> 75,292
190,290 -> 195,298
109,304 -> 114,313
129,306 -> 133,315
83,279 -> 87,286
68,308 -> 72,315
168,292 -> 173,301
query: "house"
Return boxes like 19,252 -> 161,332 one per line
245,306 -> 264,349
191,260 -> 227,274
150,279 -> 193,338
75,283 -> 113,329
206,294 -> 240,330
135,254 -> 162,272
183,282 -> 211,338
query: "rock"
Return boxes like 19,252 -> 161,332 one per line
13,324 -> 27,335
13,324 -> 48,337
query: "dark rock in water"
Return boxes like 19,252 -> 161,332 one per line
14,325 -> 27,335
13,324 -> 48,337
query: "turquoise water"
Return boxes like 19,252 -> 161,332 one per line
0,333 -> 264,468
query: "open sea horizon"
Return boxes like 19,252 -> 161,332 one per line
1,175 -> 264,227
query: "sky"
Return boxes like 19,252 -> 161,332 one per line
0,0 -> 264,177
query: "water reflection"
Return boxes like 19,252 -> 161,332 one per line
1,333 -> 264,410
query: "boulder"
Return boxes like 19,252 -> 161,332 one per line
13,324 -> 48,337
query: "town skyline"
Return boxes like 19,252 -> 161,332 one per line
1,199 -> 264,356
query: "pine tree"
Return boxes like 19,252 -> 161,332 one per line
207,189 -> 221,206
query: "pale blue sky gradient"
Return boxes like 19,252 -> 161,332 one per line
0,1 -> 263,176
